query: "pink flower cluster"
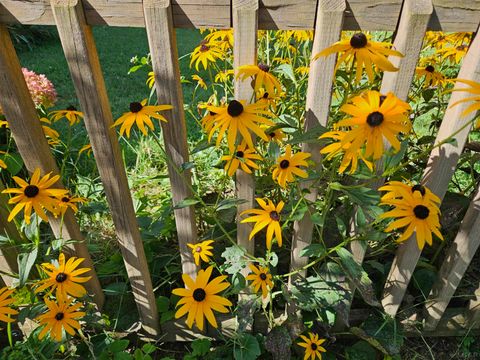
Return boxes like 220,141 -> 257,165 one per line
22,68 -> 57,109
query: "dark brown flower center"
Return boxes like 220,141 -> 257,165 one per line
379,95 -> 387,106
56,272 -> 68,283
270,211 -> 280,221
61,196 -> 70,203
236,151 -> 245,158
411,184 -> 426,196
195,246 -> 202,253
55,312 -> 64,321
227,100 -> 244,117
260,273 -> 267,281
24,185 -> 39,198
413,205 -> 429,219
129,102 -> 143,113
200,44 -> 209,52
366,111 -> 384,127
269,132 -> 276,138
350,33 -> 368,48
311,343 -> 318,350
193,288 -> 206,302
425,65 -> 435,73
66,105 -> 77,111
279,160 -> 290,169
209,111 -> 217,116
263,92 -> 270,99
258,63 -> 270,72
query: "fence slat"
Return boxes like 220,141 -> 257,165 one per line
0,24 -> 104,308
51,0 -> 159,336
143,0 -> 198,278
233,0 -> 258,262
289,0 -> 345,282
424,185 -> 480,330
466,287 -> 480,328
382,25 -> 480,317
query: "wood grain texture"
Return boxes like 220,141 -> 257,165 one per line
0,24 -> 104,308
143,0 -> 198,278
51,0 -> 158,336
0,0 -> 479,31
233,0 -> 258,261
424,186 -> 480,330
382,25 -> 480,317
289,0 -> 345,282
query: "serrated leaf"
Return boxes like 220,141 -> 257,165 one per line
174,198 -> 199,209
287,124 -> 328,144
300,244 -> 326,258
234,334 -> 261,360
216,198 -> 247,211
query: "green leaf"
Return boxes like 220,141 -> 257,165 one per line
383,141 -> 408,171
345,340 -> 377,360
412,268 -> 436,296
17,247 -> 38,287
355,314 -> 404,356
104,282 -> 127,296
290,203 -> 308,221
336,247 -> 380,307
216,198 -> 248,212
310,212 -> 323,226
300,244 -> 326,258
2,153 -> 23,176
174,198 -> 199,209
234,334 -> 261,360
142,343 -> 156,354
275,64 -> 296,84
109,339 -> 129,353
230,273 -> 246,294
156,296 -> 170,313
337,185 -> 380,207
287,124 -> 327,144
180,162 -> 195,172
221,246 -> 247,274
422,88 -> 435,102
191,338 -> 211,357
160,310 -> 174,324
114,352 -> 132,360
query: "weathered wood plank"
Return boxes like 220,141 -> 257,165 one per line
424,185 -> 480,330
233,0 -> 258,262
289,0 -> 345,282
382,25 -> 480,317
0,0 -> 479,31
51,0 -> 158,336
0,24 -> 104,309
143,0 -> 197,278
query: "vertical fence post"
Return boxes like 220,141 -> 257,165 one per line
143,0 -> 198,278
233,0 -> 258,265
0,24 -> 104,309
51,0 -> 159,336
289,0 -> 345,282
382,25 -> 480,317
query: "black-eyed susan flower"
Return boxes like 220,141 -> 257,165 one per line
272,144 -> 311,188
40,117 -> 60,146
2,168 -> 68,224
50,106 -> 83,126
246,264 -> 273,299
35,253 -> 91,299
320,130 -> 374,174
147,71 -> 155,89
437,44 -> 469,64
313,32 -> 403,82
379,181 -> 441,206
415,63 -> 445,88
449,79 -> 480,127
237,64 -> 283,96
79,144 -> 92,157
205,100 -> 275,151
204,29 -> 234,50
0,151 -> 7,170
55,195 -> 86,216
0,287 -> 18,324
241,198 -> 284,249
298,333 -> 327,360
380,189 -> 443,250
190,41 -> 224,71
265,127 -> 286,144
192,74 -> 207,90
113,99 -> 173,137
257,89 -> 281,111
220,143 -> 262,177
336,91 -> 411,160
172,266 -> 231,331
187,240 -> 214,266
295,66 -> 310,77
215,69 -> 234,83
36,295 -> 85,342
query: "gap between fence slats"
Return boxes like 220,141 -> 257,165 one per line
289,0 -> 345,284
233,0 -> 258,271
143,0 -> 198,278
424,185 -> 480,330
50,0 -> 159,336
0,24 -> 104,309
382,24 -> 480,317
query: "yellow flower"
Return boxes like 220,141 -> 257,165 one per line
320,130 -> 374,174
0,151 -> 7,170
147,71 -> 155,89
295,66 -> 310,77
49,106 -> 83,126
2,168 -> 67,223
237,64 -> 283,96
113,99 -> 172,137
335,91 -> 411,160
246,264 -> 273,299
79,144 -> 92,157
36,295 -> 85,342
437,44 -> 469,64
415,63 -> 445,88
379,181 -> 441,206
0,120 -> 8,128
256,88 -> 281,111
204,100 -> 275,151
313,32 -> 403,82
190,41 -> 224,71
172,266 -> 232,331
264,127 -> 286,144
215,69 -> 234,83
192,74 -> 207,90
187,240 -> 214,266
272,144 -> 310,188
55,194 -> 86,215
204,29 -> 234,50
220,143 -> 262,176
241,198 -> 284,249
40,117 -> 60,146
35,253 -> 92,299
0,287 -> 18,324
380,189 -> 443,250
298,333 -> 327,360
448,79 -> 480,128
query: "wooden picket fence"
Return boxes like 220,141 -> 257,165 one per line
0,0 -> 479,340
